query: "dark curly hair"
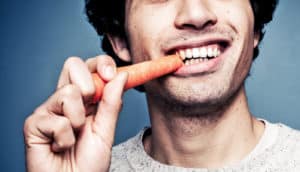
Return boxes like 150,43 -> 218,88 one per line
85,0 -> 278,67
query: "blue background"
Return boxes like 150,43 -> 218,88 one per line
0,0 -> 299,171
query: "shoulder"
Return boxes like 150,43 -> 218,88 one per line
275,123 -> 300,148
109,128 -> 147,172
276,123 -> 300,155
261,120 -> 300,149
265,122 -> 300,170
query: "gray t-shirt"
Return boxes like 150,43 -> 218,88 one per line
110,120 -> 300,171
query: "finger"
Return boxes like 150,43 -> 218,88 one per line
85,57 -> 97,72
92,72 -> 128,147
41,84 -> 86,130
57,57 -> 95,101
86,55 -> 117,81
24,113 -> 75,153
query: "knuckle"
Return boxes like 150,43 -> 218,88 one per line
59,85 -> 81,100
101,96 -> 122,113
57,137 -> 75,148
72,114 -> 86,129
63,56 -> 85,72
23,107 -> 46,134
56,117 -> 72,133
64,56 -> 83,67
55,141 -> 66,148
23,115 -> 35,134
32,105 -> 46,115
102,83 -> 123,106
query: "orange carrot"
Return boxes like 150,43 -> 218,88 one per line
92,54 -> 183,103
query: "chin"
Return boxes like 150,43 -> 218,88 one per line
169,80 -> 231,103
169,89 -> 230,107
147,77 -> 243,116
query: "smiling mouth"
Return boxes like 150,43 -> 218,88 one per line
167,41 -> 229,65
165,40 -> 230,76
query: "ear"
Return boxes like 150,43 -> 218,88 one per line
253,32 -> 260,48
107,34 -> 131,62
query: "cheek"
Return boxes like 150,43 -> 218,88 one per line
218,4 -> 255,82
217,1 -> 254,36
221,3 -> 255,56
126,5 -> 174,62
126,21 -> 154,63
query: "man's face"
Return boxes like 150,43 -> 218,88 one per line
124,0 -> 258,107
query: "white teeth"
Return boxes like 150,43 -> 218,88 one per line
186,49 -> 193,59
192,48 -> 200,58
177,46 -> 221,61
207,47 -> 213,57
199,48 -> 207,58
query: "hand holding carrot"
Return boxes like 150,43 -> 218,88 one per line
24,55 -> 128,172
23,54 -> 182,172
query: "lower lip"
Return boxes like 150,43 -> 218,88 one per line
173,52 -> 225,76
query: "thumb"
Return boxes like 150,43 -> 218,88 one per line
92,71 -> 128,148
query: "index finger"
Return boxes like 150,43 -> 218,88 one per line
85,55 -> 117,81
57,57 -> 95,101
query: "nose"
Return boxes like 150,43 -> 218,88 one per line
174,0 -> 217,30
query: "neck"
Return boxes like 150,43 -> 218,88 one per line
144,86 -> 264,168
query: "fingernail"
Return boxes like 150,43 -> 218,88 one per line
104,65 -> 116,79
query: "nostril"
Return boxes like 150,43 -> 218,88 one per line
181,23 -> 202,30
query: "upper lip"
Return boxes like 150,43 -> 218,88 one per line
164,36 -> 232,55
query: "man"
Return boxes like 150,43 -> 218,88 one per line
24,0 -> 300,171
